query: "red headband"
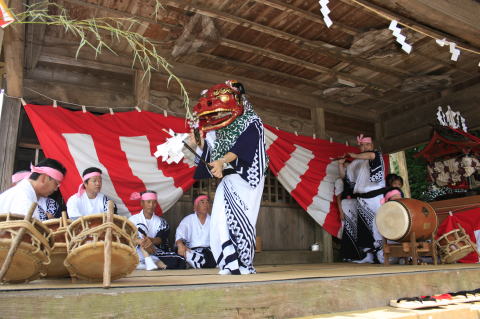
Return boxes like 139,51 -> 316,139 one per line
380,189 -> 402,204
194,195 -> 209,207
11,171 -> 31,184
356,134 -> 372,145
130,192 -> 158,201
77,172 -> 101,197
30,164 -> 64,183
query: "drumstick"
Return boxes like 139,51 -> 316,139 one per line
103,200 -> 114,288
137,228 -> 165,270
0,202 -> 38,282
61,211 -> 68,226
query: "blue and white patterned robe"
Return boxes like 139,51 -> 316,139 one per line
194,118 -> 268,274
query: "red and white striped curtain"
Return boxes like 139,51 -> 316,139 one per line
25,104 -> 358,237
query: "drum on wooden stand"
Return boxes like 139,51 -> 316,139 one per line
0,213 -> 53,283
43,212 -> 71,278
65,213 -> 138,281
376,198 -> 438,242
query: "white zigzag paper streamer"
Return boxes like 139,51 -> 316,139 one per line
435,38 -> 460,61
318,0 -> 333,28
388,20 -> 412,54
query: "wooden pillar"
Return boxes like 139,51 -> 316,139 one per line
313,106 -> 333,262
134,69 -> 151,110
374,121 -> 384,151
0,0 -> 24,192
0,96 -> 22,192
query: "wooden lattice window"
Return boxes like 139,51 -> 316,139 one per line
185,169 -> 298,207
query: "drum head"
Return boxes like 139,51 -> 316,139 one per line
65,243 -> 138,281
45,248 -> 69,278
376,201 -> 409,241
0,241 -> 45,283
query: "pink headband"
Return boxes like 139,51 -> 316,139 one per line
77,172 -> 101,197
11,171 -> 31,184
357,134 -> 372,145
381,189 -> 402,204
194,195 -> 209,207
30,164 -> 64,183
130,192 -> 158,201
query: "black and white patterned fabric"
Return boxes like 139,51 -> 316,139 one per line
369,151 -> 384,183
194,118 -> 268,189
223,179 -> 256,273
37,197 -> 61,221
186,247 -> 216,269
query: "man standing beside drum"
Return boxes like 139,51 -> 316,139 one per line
339,135 -> 385,263
66,167 -> 116,220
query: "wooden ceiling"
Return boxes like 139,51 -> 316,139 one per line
21,0 -> 480,148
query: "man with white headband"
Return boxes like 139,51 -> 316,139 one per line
129,190 -> 186,270
175,194 -> 216,269
66,167 -> 116,220
338,134 -> 385,264
0,158 -> 66,220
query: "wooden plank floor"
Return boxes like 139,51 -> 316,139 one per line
1,263 -> 479,319
1,263 -> 479,291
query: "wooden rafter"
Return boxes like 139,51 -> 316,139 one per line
163,0 -> 413,78
346,0 -> 480,54
197,52 -> 395,105
61,0 -> 181,31
253,0 -> 360,36
219,38 -> 397,91
36,50 -> 377,121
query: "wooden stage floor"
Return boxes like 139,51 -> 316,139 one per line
1,263 -> 479,318
1,262 -> 479,290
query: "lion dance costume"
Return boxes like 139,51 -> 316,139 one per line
192,80 -> 268,275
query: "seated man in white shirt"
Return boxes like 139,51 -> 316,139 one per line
11,170 -> 62,221
175,195 -> 216,269
0,158 -> 66,220
66,167 -> 116,220
129,190 -> 186,270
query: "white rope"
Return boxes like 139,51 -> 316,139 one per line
18,87 -> 337,141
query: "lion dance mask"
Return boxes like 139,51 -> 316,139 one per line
192,80 -> 245,132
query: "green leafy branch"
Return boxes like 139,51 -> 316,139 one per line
12,1 -> 192,118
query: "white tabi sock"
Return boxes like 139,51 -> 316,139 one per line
145,256 -> 158,271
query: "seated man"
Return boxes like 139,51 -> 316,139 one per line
11,170 -> 63,221
129,190 -> 186,270
66,167 -> 115,220
0,158 -> 66,219
175,195 -> 216,269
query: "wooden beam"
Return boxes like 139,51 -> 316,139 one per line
381,82 -> 480,152
0,96 -> 22,192
313,107 -> 326,139
164,0 -> 412,79
220,38 -> 397,91
367,0 -> 480,48
37,53 -> 133,74
60,0 -> 182,31
347,0 -> 480,54
36,48 -> 377,121
0,0 -> 24,191
134,70 -> 151,110
23,78 -> 135,109
25,0 -> 48,72
164,62 -> 378,121
197,52 -> 331,89
253,0 -> 360,36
